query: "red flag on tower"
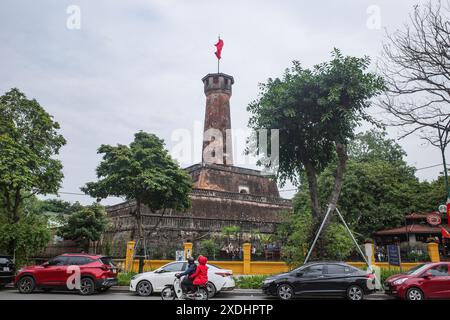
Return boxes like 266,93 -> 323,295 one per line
441,227 -> 450,239
215,38 -> 224,60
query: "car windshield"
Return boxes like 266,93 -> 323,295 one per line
404,264 -> 428,275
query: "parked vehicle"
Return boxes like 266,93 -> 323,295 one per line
262,261 -> 376,300
161,275 -> 208,300
384,262 -> 450,300
130,260 -> 235,298
0,255 -> 15,288
15,254 -> 118,295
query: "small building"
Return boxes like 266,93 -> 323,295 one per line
374,212 -> 450,261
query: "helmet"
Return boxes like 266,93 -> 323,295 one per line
187,256 -> 195,264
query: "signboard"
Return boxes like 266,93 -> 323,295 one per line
427,213 -> 441,226
175,250 -> 184,261
387,244 -> 401,267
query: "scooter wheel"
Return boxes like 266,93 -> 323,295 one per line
197,288 -> 209,300
161,287 -> 176,300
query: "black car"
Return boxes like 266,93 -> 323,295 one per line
0,255 -> 15,288
262,262 -> 376,300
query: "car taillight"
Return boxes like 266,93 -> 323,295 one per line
101,265 -> 110,271
215,272 -> 232,277
366,274 -> 375,279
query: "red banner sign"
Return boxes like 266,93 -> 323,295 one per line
447,203 -> 450,226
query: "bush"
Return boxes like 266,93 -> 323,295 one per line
233,275 -> 269,289
198,239 -> 220,260
323,223 -> 354,260
117,272 -> 137,286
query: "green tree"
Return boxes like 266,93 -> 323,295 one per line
0,88 -> 65,256
294,129 -> 447,240
247,49 -> 385,221
82,132 -> 192,252
58,203 -> 109,252
39,199 -> 83,215
0,196 -> 51,264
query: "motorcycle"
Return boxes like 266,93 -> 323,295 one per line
161,275 -> 208,300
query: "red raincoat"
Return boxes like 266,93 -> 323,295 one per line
189,256 -> 208,286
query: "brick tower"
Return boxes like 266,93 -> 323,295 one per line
201,73 -> 234,165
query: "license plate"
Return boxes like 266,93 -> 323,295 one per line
3,267 -> 9,272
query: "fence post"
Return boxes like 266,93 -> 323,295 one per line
243,243 -> 251,275
184,242 -> 193,259
125,241 -> 136,273
427,242 -> 440,262
364,242 -> 375,266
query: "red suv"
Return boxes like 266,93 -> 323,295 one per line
384,262 -> 450,300
15,254 -> 118,295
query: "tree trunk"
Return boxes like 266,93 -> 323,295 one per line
304,160 -> 321,218
135,199 -> 143,253
326,142 -> 348,213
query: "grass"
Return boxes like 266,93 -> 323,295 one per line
117,272 -> 137,286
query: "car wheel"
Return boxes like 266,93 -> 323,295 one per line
136,280 -> 153,297
347,285 -> 364,301
18,276 -> 35,294
206,282 -> 217,298
406,287 -> 424,301
79,277 -> 95,295
277,284 -> 294,300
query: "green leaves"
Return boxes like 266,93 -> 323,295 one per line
247,49 -> 385,187
57,203 -> 109,250
0,88 -> 65,257
82,131 -> 192,213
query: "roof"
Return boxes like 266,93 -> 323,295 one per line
60,253 -> 103,259
375,224 -> 450,236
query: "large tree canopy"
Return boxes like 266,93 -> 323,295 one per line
247,49 -> 385,219
82,131 -> 192,246
293,130 -> 447,240
0,88 -> 65,256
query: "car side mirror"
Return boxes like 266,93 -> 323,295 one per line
296,272 -> 303,277
423,272 -> 433,279
42,262 -> 50,267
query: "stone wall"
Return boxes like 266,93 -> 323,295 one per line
105,188 -> 291,258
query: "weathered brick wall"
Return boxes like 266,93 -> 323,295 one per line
186,164 -> 281,197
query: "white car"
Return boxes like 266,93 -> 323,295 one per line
130,260 -> 235,298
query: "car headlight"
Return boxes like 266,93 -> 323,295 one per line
393,278 -> 408,285
131,275 -> 138,281
263,279 -> 274,285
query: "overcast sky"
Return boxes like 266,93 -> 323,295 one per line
0,0 -> 445,205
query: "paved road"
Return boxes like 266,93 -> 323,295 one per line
0,288 -> 391,300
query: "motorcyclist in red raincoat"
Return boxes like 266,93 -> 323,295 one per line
189,255 -> 208,287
